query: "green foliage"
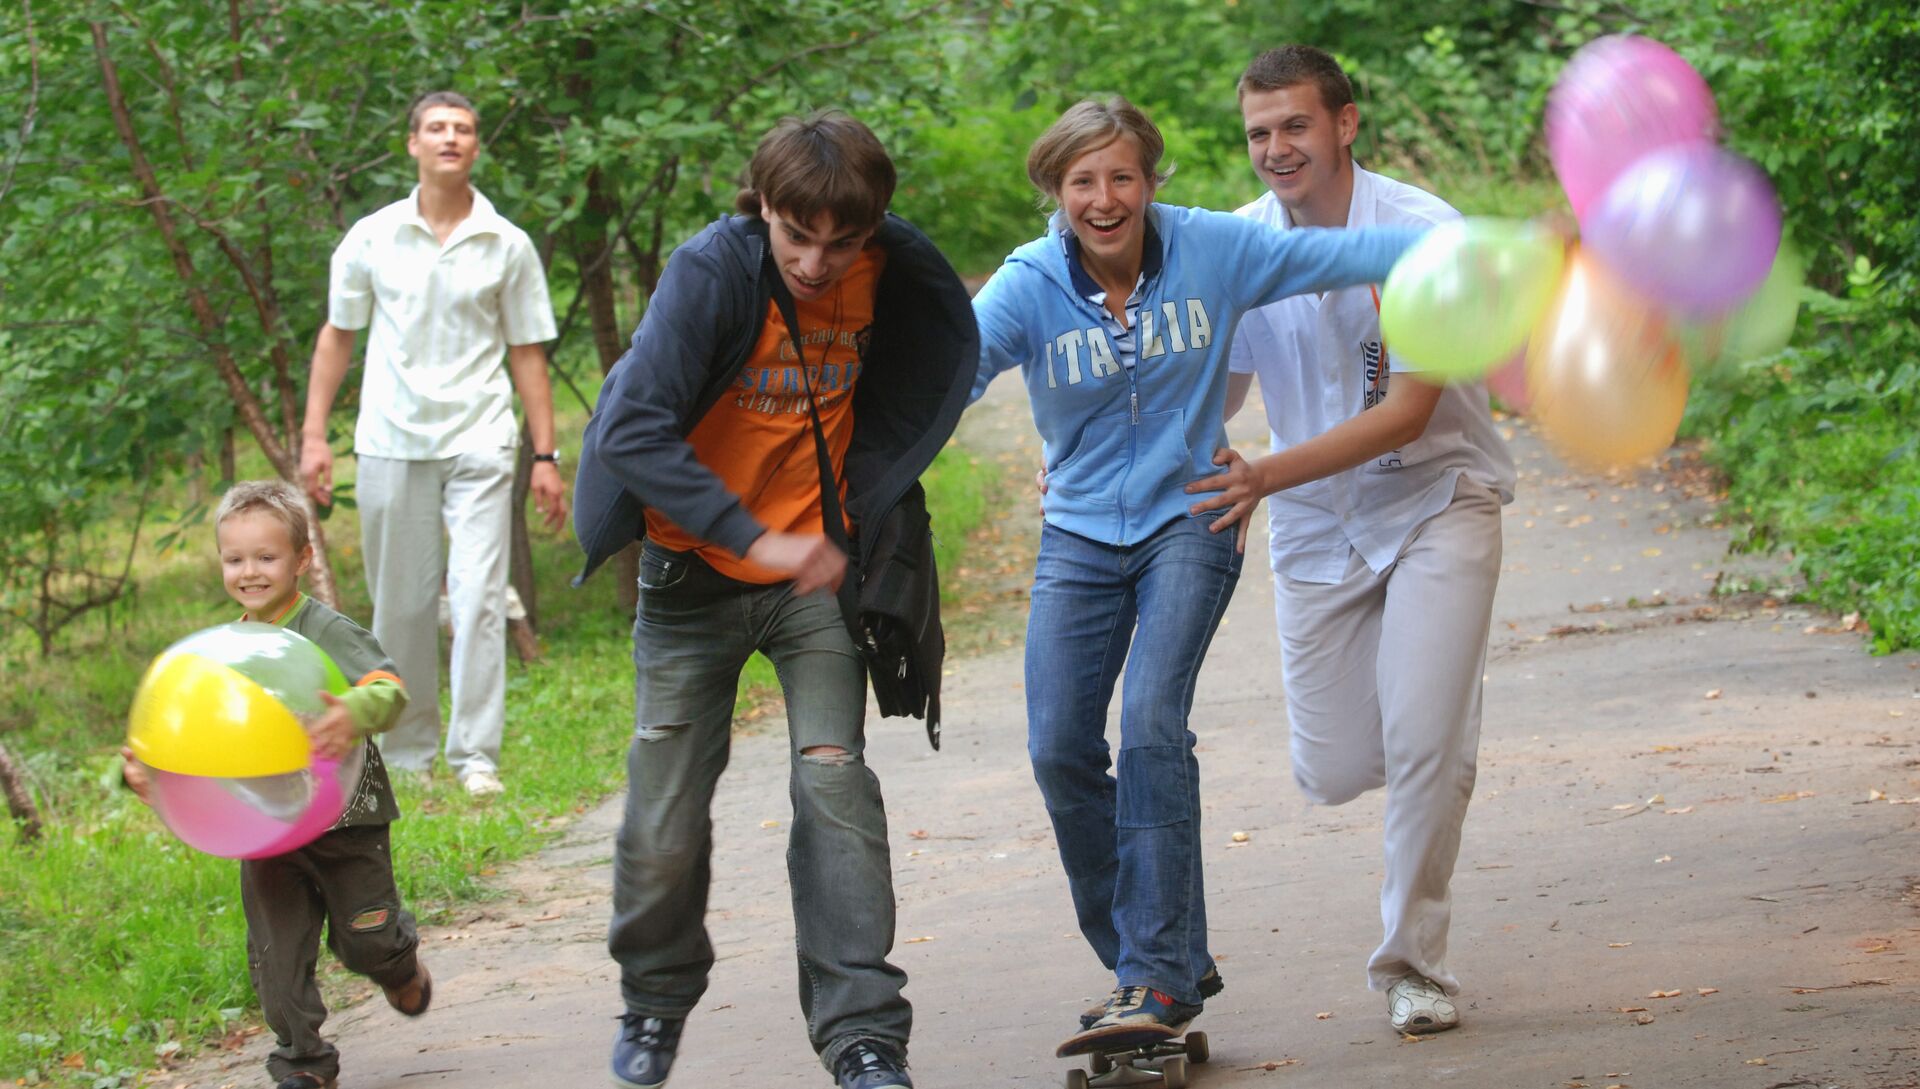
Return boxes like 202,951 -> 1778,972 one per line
1699,0 -> 1920,316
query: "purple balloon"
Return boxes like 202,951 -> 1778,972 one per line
1547,35 -> 1718,218
1581,143 -> 1782,313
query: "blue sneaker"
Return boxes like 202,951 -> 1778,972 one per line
1079,966 -> 1223,1030
834,1040 -> 912,1088
610,1014 -> 683,1089
1058,985 -> 1203,1056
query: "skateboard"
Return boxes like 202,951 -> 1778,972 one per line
1058,1024 -> 1210,1089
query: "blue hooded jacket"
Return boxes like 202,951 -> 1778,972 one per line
971,202 -> 1422,545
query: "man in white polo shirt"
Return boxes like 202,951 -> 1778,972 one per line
1185,46 -> 1517,1034
299,91 -> 564,798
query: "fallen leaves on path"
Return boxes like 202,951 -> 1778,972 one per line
1608,942 -> 1633,948
1697,987 -> 1719,996
1649,989 -> 1684,999
1314,1011 -> 1333,1020
1665,806 -> 1695,815
903,935 -> 936,944
1242,1059 -> 1302,1071
1704,688 -> 1722,700
1763,791 -> 1816,803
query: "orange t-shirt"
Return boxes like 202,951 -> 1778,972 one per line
644,247 -> 886,583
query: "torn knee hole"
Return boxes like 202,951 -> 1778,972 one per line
635,722 -> 689,742
348,907 -> 393,932
800,745 -> 853,766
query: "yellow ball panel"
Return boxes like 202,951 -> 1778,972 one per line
127,651 -> 311,777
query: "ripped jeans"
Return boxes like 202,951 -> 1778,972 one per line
1025,514 -> 1241,1006
608,543 -> 909,1072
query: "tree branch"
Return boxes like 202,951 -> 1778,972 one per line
710,0 -> 953,119
88,21 -> 347,607
0,740 -> 42,844
0,0 -> 39,210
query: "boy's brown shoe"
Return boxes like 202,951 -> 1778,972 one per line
273,1073 -> 335,1089
384,959 -> 432,1017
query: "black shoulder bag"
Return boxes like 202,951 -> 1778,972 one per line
772,285 -> 944,749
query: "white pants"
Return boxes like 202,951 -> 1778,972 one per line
1273,478 -> 1503,994
357,449 -> 514,777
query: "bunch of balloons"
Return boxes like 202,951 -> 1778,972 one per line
1381,34 -> 1802,471
127,623 -> 363,859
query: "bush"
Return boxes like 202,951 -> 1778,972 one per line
1685,275 -> 1920,653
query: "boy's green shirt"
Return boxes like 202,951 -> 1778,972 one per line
250,592 -> 405,828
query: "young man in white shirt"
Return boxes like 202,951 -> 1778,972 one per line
299,91 -> 565,798
1185,46 -> 1517,1034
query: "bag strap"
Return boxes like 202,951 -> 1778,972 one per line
769,280 -> 865,635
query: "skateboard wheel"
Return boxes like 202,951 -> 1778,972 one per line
1066,1068 -> 1091,1089
1090,1051 -> 1114,1075
1184,1031 -> 1210,1063
1162,1055 -> 1189,1088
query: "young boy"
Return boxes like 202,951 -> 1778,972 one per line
122,479 -> 432,1089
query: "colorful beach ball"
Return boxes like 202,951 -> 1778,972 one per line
127,623 -> 361,858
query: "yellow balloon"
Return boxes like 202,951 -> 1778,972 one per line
1527,249 -> 1691,471
127,651 -> 312,778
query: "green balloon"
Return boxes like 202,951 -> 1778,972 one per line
1673,243 -> 1803,370
1379,218 -> 1566,381
1721,242 -> 1804,363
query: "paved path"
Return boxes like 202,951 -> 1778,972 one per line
176,380 -> 1919,1089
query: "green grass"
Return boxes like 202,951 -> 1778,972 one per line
0,441 -> 995,1087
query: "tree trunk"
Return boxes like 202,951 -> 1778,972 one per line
507,434 -> 540,661
578,163 -> 640,607
0,740 -> 44,843
561,40 -> 641,609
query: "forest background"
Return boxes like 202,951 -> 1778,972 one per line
1,1 -> 1915,1085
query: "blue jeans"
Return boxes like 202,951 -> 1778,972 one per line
1025,513 -> 1242,1005
608,544 -> 909,1072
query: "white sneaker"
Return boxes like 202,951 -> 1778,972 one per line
1387,974 -> 1460,1034
461,770 -> 504,798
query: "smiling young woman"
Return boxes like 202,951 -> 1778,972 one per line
965,94 -> 1430,1053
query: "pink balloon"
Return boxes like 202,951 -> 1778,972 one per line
1581,143 -> 1782,313
1485,350 -> 1531,413
1546,35 -> 1718,218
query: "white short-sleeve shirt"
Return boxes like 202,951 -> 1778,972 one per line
328,187 -> 558,460
1229,167 -> 1516,584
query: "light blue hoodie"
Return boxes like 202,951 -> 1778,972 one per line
971,202 -> 1423,546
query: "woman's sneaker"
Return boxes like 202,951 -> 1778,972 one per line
1079,966 -> 1224,1030
1386,974 -> 1460,1034
1058,985 -> 1203,1056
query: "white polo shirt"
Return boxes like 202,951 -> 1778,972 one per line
1228,167 -> 1516,584
328,187 -> 557,460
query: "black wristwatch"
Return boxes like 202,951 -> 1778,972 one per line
531,451 -> 562,466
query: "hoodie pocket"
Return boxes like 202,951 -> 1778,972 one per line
1046,410 -> 1133,515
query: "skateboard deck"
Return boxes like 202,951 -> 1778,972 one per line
1057,1025 -> 1210,1089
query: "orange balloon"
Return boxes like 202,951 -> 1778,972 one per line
1527,249 -> 1691,470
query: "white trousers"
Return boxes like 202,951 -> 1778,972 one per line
1273,477 -> 1503,994
357,449 -> 514,777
